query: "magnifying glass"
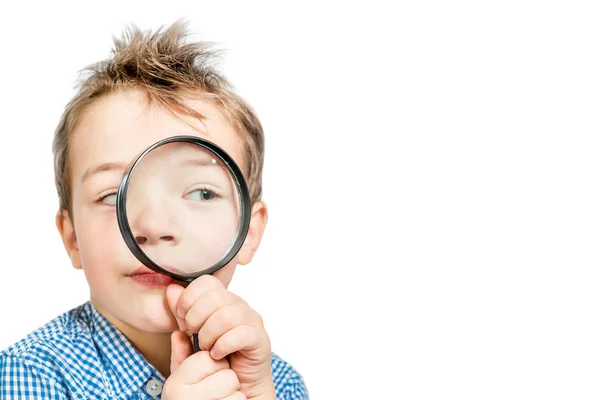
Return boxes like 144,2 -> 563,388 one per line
115,135 -> 252,352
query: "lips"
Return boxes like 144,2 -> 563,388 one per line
128,266 -> 178,287
130,265 -> 186,275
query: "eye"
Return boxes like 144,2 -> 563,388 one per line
100,193 -> 117,205
184,188 -> 218,202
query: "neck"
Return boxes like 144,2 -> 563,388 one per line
91,299 -> 173,378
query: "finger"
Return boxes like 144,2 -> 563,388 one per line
171,350 -> 229,385
195,368 -> 240,399
176,275 -> 225,319
170,331 -> 193,373
210,325 -> 263,361
221,391 -> 247,400
166,284 -> 187,331
197,305 -> 258,354
184,289 -> 241,334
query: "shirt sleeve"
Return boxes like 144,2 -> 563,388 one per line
0,354 -> 69,399
272,353 -> 309,400
278,371 -> 309,400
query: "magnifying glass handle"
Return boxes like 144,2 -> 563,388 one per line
193,333 -> 200,353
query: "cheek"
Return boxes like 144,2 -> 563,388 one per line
183,206 -> 239,268
74,208 -> 132,281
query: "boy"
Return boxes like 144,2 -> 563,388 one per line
0,21 -> 307,400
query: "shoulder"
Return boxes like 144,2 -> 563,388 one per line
1,303 -> 91,355
0,302 -> 96,398
271,352 -> 309,400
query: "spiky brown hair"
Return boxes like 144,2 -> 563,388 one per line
53,20 -> 264,217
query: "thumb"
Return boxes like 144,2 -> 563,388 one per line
165,283 -> 187,331
170,331 -> 193,373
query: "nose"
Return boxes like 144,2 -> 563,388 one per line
129,201 -> 180,247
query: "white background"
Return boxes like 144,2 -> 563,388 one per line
0,1 -> 599,398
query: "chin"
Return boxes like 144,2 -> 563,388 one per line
91,293 -> 178,337
136,316 -> 178,333
133,295 -> 179,332
108,293 -> 178,333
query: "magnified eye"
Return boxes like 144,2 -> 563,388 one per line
184,188 -> 219,202
101,193 -> 117,205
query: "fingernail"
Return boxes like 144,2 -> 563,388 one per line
177,307 -> 185,319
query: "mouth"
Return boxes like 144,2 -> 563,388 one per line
127,266 -> 179,287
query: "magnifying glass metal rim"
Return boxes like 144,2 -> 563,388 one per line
115,134 -> 252,283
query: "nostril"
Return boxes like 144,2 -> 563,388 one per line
136,236 -> 147,245
160,236 -> 174,242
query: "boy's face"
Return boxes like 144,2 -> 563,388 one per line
57,89 -> 265,333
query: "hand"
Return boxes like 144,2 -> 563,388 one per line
162,331 -> 246,399
166,276 -> 276,400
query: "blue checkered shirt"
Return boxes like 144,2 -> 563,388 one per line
0,302 -> 308,399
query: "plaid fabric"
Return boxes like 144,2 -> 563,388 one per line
0,302 -> 308,399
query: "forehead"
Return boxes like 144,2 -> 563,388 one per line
70,89 -> 243,182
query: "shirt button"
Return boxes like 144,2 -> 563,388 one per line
145,378 -> 163,397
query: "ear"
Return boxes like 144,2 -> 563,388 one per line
55,210 -> 82,270
236,201 -> 268,265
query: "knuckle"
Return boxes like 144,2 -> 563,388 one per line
247,326 -> 265,349
229,292 -> 248,308
221,305 -> 241,326
255,312 -> 264,326
235,325 -> 252,342
237,296 -> 249,307
208,288 -> 226,305
178,297 -> 193,316
249,325 -> 261,342
181,276 -> 219,308
184,313 -> 199,330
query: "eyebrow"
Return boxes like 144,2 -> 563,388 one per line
81,162 -> 128,183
